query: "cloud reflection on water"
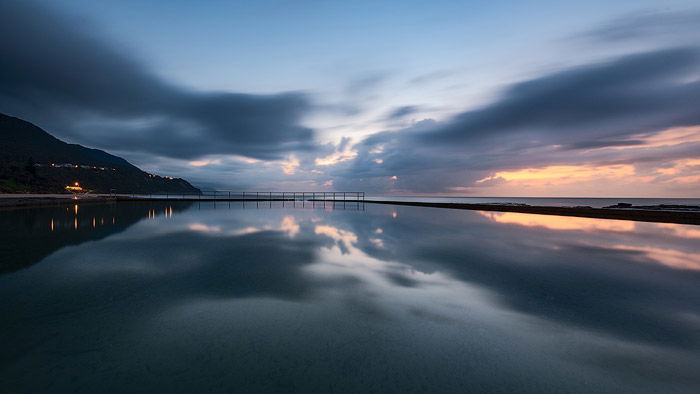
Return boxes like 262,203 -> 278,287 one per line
1,202 -> 699,392
478,210 -> 700,271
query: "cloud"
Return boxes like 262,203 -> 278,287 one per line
581,9 -> 700,43
0,1 -> 315,161
314,137 -> 357,166
343,73 -> 389,96
425,47 -> 700,145
385,105 -> 420,120
2,1 -> 699,195
409,69 -> 458,85
330,46 -> 700,194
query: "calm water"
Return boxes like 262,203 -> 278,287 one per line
367,196 -> 700,208
1,201 -> 699,393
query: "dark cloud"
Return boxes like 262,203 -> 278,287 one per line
427,47 -> 700,145
385,105 -> 420,120
0,1 -> 315,160
581,9 -> 700,42
332,46 -> 700,193
563,139 -> 645,150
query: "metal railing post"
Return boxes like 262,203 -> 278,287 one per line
162,190 -> 364,204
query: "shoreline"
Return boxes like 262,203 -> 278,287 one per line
1,195 -> 699,225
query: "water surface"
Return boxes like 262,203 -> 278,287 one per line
1,201 -> 699,393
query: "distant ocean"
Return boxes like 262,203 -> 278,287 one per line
366,196 -> 700,209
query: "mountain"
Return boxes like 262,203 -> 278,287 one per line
0,113 -> 200,194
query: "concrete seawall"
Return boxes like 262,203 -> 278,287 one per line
361,200 -> 700,225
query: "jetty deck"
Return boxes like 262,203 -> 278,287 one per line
2,191 -> 699,225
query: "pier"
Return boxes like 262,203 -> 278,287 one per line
114,191 -> 366,202
2,191 -> 699,225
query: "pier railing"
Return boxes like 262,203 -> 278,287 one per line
114,191 -> 365,201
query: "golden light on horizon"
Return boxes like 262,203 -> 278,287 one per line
450,126 -> 695,196
477,164 -> 635,184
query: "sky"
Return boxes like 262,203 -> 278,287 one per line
1,0 -> 699,196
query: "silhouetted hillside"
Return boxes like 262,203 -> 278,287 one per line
0,113 -> 200,193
